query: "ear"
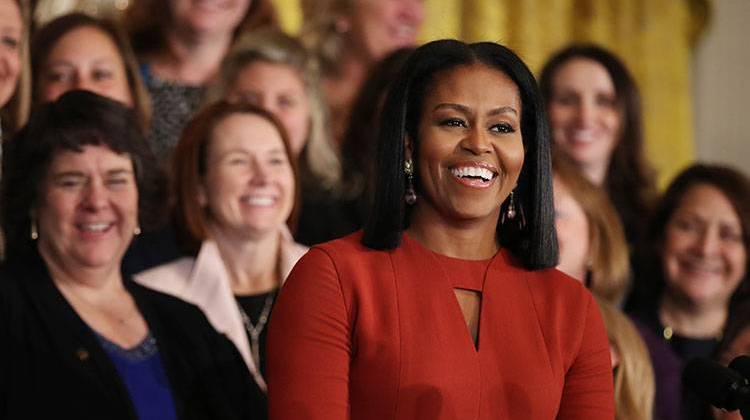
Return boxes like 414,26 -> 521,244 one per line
404,134 -> 414,162
197,183 -> 208,208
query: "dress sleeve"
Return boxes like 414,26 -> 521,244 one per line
557,293 -> 615,419
267,248 -> 352,420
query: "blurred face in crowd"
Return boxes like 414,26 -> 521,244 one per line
348,0 -> 425,62
226,60 -> 310,156
38,25 -> 132,106
547,58 -> 621,184
36,145 -> 139,273
553,175 -> 591,282
0,0 -> 22,107
412,63 -> 524,231
201,113 -> 295,239
662,183 -> 747,309
169,0 -> 251,37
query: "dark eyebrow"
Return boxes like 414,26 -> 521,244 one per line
106,169 -> 134,177
433,103 -> 518,116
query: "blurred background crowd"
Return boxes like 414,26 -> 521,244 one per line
1,0 -> 748,419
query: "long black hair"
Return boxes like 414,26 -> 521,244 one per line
362,39 -> 557,270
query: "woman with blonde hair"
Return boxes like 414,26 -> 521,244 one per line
553,152 -> 668,419
0,0 -> 30,137
596,297 -> 655,420
553,152 -> 629,303
211,29 -> 348,245
299,0 -> 425,142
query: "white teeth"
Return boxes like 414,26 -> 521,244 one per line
450,167 -> 495,182
244,196 -> 275,206
571,130 -> 596,143
79,223 -> 110,232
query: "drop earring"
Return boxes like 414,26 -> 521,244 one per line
501,190 -> 526,230
30,219 -> 38,240
404,159 -> 417,205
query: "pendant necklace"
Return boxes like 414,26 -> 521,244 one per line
237,291 -> 275,372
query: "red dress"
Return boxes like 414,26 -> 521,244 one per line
267,233 -> 614,419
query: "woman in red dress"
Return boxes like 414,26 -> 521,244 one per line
267,39 -> 614,419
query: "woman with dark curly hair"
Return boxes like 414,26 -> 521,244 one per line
0,91 -> 258,419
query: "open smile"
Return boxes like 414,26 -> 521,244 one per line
449,163 -> 499,188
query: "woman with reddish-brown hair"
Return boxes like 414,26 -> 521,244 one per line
123,0 -> 277,160
134,101 -> 307,417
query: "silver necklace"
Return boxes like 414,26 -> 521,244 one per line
237,292 -> 275,372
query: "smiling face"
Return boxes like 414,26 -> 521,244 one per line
169,0 -> 251,37
547,58 -> 621,183
226,61 -> 310,156
411,63 -> 524,229
38,25 -> 132,106
36,145 -> 139,272
348,0 -> 424,61
662,184 -> 747,309
0,0 -> 22,107
201,113 -> 295,239
553,175 -> 591,282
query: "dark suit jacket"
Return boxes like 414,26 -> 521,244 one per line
0,251 -> 261,419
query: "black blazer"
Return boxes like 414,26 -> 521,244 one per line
0,251 -> 261,419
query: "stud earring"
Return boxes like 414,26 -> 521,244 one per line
404,159 -> 417,205
30,219 -> 38,240
133,226 -> 141,236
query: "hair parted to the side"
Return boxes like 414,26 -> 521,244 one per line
171,101 -> 300,254
553,152 -> 630,304
539,44 -> 657,245
207,28 -> 340,191
362,39 -> 558,269
630,164 -> 750,312
1,90 -> 165,261
30,12 -> 152,135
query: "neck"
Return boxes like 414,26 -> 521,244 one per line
38,245 -> 125,304
580,160 -> 609,186
150,28 -> 233,84
407,204 -> 500,260
208,224 -> 280,295
659,293 -> 727,339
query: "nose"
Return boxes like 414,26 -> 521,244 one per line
73,74 -> 94,93
461,127 -> 492,155
249,159 -> 269,185
694,228 -> 720,257
575,99 -> 596,128
81,180 -> 108,211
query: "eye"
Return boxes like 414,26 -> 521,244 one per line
490,122 -> 515,134
719,226 -> 743,243
553,92 -> 578,106
596,94 -> 617,109
269,157 -> 287,166
46,70 -> 71,83
227,156 -> 250,167
278,95 -> 297,109
439,118 -> 467,128
92,69 -> 113,81
55,176 -> 84,188
1,35 -> 19,50
673,217 -> 702,234
106,177 -> 130,188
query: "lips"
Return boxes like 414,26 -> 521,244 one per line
449,163 -> 498,188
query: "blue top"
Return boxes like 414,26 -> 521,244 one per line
97,332 -> 177,420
